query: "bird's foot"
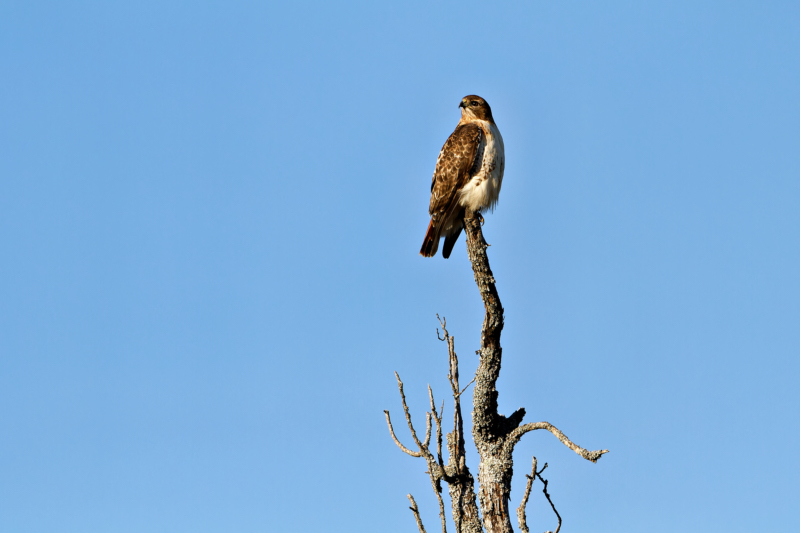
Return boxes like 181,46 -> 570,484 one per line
478,212 -> 485,226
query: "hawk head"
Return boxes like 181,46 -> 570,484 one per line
459,95 -> 494,123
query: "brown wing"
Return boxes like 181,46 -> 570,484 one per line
429,123 -> 483,223
419,123 -> 483,257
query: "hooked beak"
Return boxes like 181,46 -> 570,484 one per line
459,101 -> 466,109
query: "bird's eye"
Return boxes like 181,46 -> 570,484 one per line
470,101 -> 479,107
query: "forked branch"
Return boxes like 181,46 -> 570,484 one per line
394,372 -> 432,451
385,373 -> 448,533
517,457 -> 562,533
516,456 -> 537,533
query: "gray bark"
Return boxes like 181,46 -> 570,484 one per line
464,211 -> 516,533
463,211 -> 607,533
386,212 -> 608,533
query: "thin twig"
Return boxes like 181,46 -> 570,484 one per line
443,329 -> 463,461
427,386 -> 448,533
516,456 -> 537,533
428,386 -> 444,466
423,411 -> 432,450
436,314 -> 446,341
457,376 -> 476,397
395,372 -> 432,451
539,472 -> 561,533
508,421 -> 609,462
407,494 -> 428,533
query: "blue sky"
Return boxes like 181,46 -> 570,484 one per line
1,1 -> 798,532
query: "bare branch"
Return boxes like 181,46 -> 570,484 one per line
539,471 -> 562,533
508,421 -> 609,463
423,411 -> 432,450
458,376 -> 476,397
426,386 -> 448,533
407,494 -> 428,533
433,315 -> 482,532
384,410 -> 421,457
428,386 -> 444,466
395,372 -> 432,452
516,456 -> 537,533
426,471 -> 448,533
388,349 -> 479,533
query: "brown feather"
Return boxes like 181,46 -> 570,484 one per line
419,219 -> 438,257
420,123 -> 484,257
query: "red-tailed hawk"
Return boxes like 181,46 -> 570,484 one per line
420,95 -> 505,258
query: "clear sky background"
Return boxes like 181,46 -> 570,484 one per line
1,1 -> 798,532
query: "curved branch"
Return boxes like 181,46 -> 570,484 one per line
384,410 -> 421,457
508,421 -> 609,463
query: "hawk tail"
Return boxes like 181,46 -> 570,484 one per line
419,219 -> 440,257
441,226 -> 463,259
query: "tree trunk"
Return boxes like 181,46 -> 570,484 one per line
465,211 -> 515,533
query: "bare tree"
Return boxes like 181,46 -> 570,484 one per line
385,211 -> 608,533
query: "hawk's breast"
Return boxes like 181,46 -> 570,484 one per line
458,121 -> 505,212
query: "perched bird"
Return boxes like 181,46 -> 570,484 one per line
420,95 -> 505,258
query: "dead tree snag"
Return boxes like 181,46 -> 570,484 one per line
386,212 -> 608,532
